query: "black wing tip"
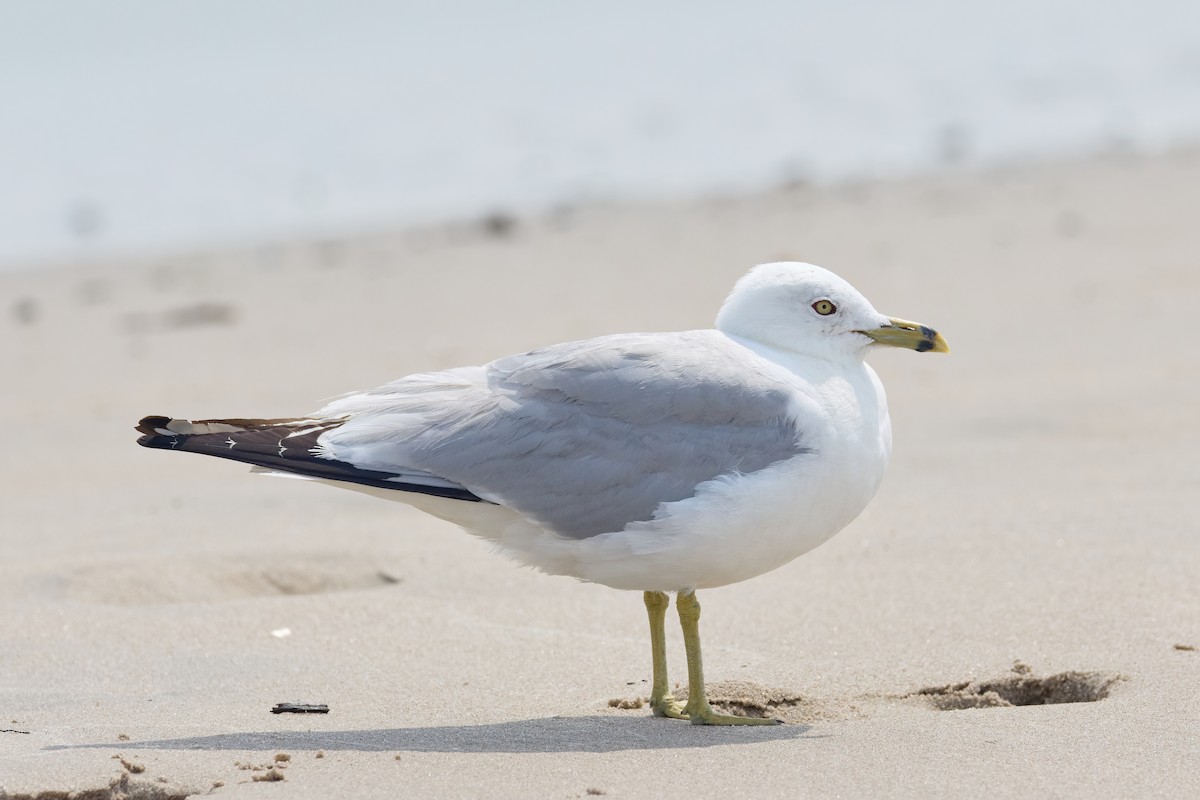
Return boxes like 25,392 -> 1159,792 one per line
137,415 -> 179,449
131,413 -> 488,504
137,432 -> 171,449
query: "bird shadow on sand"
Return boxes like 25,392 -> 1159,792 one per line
49,716 -> 815,755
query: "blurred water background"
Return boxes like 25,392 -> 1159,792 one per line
2,0 -> 1199,268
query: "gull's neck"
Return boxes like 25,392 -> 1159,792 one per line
721,331 -> 866,374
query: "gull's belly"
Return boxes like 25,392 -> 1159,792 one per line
567,372 -> 891,590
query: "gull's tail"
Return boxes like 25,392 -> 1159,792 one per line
135,415 -> 482,501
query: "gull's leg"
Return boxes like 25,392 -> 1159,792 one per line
676,590 -> 781,725
643,591 -> 688,719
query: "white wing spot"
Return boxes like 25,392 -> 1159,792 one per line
277,439 -> 286,456
225,437 -> 237,449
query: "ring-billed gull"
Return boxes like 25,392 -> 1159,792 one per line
136,261 -> 948,725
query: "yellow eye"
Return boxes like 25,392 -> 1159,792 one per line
812,299 -> 837,316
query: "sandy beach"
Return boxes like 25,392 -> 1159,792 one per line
2,149 -> 1198,798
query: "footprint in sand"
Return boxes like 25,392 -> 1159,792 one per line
906,665 -> 1124,710
59,554 -> 402,605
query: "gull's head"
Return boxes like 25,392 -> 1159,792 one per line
715,262 -> 949,359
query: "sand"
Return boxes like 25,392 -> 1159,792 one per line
2,149 -> 1198,799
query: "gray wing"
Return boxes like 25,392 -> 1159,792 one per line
316,331 -> 809,538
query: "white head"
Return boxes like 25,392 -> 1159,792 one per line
715,262 -> 948,359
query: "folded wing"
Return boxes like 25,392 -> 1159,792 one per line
314,331 -> 810,538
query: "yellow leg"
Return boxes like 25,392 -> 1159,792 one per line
676,590 -> 781,725
643,591 -> 687,719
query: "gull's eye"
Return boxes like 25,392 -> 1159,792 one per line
812,299 -> 837,316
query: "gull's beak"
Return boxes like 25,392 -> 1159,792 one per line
859,317 -> 950,353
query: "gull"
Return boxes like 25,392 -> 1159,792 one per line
136,262 -> 948,725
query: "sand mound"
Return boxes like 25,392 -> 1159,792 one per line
672,680 -> 849,724
2,773 -> 193,800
